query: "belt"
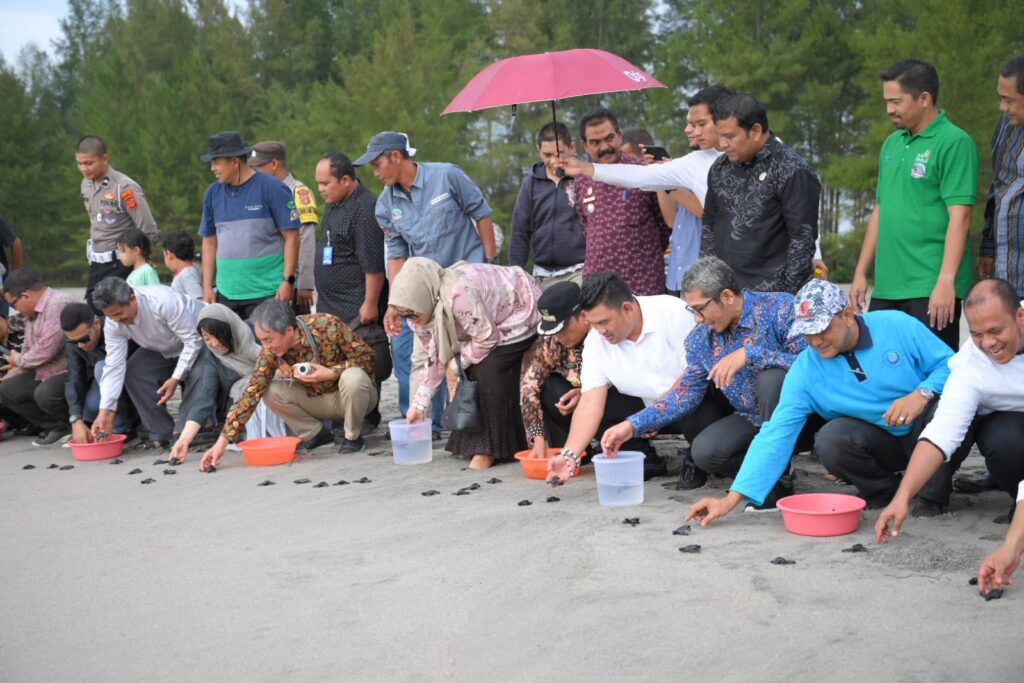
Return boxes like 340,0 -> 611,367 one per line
86,240 -> 116,264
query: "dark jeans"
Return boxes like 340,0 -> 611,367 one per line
814,399 -> 972,506
86,261 -> 132,314
215,291 -> 271,321
687,368 -> 823,477
595,386 -> 724,458
125,348 -> 218,442
974,411 -> 1024,501
0,371 -> 69,432
869,296 -> 961,351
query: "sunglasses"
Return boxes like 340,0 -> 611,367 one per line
66,333 -> 92,345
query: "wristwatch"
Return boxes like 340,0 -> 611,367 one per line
485,255 -> 500,265
918,387 -> 935,401
282,275 -> 296,285
69,414 -> 82,425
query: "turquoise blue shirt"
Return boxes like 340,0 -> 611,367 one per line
730,311 -> 953,505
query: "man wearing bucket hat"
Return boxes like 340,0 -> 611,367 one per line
687,279 -> 970,527
520,281 -> 591,459
356,131 -> 497,435
198,131 -> 300,319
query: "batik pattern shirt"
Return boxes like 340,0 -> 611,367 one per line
574,153 -> 670,296
519,336 -> 583,441
629,291 -> 806,435
221,313 -> 375,440
701,136 -> 819,293
981,115 -> 1024,296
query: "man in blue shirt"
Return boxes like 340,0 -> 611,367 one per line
600,257 -> 817,494
687,279 -> 968,527
355,132 -> 497,432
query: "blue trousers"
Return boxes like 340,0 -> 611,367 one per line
392,320 -> 444,432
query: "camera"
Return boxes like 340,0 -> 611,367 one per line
294,362 -> 314,376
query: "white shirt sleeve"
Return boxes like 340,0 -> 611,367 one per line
1017,480 -> 1024,503
160,293 -> 204,381
580,331 -> 609,392
592,157 -> 701,194
814,237 -> 822,261
917,364 -> 983,461
99,320 -> 128,412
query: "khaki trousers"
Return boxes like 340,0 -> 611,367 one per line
263,368 -> 378,441
536,268 -> 583,290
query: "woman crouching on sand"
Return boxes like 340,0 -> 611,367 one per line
389,257 -> 540,470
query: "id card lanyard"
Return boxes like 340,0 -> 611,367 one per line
322,225 -> 333,265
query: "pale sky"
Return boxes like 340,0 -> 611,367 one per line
0,0 -> 65,66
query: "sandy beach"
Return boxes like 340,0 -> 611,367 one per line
1,367 -> 1021,683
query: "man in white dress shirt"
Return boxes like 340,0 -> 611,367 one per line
876,278 -> 1024,543
90,277 -> 207,446
547,272 -> 700,482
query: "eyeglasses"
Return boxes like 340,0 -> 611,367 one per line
685,298 -> 717,317
396,309 -> 420,320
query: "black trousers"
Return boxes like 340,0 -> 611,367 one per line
592,386 -> 724,457
687,368 -> 823,477
216,292 -> 271,321
125,348 -> 217,442
869,296 -> 961,351
814,399 -> 972,506
974,411 -> 1024,501
0,371 -> 69,432
86,261 -> 132,314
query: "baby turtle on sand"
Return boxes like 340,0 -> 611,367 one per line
22,464 -> 35,470
518,499 -> 532,506
968,576 -> 979,586
770,556 -> 796,565
294,478 -> 311,485
333,480 -> 349,486
203,465 -> 217,473
548,476 -> 564,488
982,589 -> 1004,601
153,459 -> 169,466
452,488 -> 471,496
467,482 -> 481,491
355,477 -> 371,483
47,464 -> 59,469
128,468 -> 142,475
841,543 -> 868,553
546,496 -> 560,503
622,517 -> 640,527
59,465 -> 74,471
140,478 -> 156,484
168,458 -> 184,466
679,544 -> 702,554
672,525 -> 691,536
109,459 -> 123,465
421,490 -> 441,497
313,482 -> 329,488
486,477 -> 502,484
257,480 -> 275,486
163,469 -> 176,475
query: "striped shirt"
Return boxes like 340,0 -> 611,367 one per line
981,115 -> 1024,296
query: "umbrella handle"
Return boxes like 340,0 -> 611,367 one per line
551,100 -> 565,178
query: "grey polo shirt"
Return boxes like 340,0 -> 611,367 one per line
375,162 -> 491,267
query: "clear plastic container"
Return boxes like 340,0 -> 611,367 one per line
388,419 -> 433,465
592,451 -> 646,507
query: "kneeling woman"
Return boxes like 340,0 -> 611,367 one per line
390,258 -> 541,469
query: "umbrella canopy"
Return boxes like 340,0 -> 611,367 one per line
442,48 -> 665,114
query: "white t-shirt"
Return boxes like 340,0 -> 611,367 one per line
580,295 -> 694,405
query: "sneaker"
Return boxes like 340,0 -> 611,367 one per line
953,473 -> 998,494
674,448 -> 707,490
303,427 -> 335,451
910,498 -> 946,517
339,436 -> 365,454
744,476 -> 794,512
32,429 -> 71,447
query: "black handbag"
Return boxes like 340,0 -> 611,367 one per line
347,318 -> 393,383
441,356 -> 484,432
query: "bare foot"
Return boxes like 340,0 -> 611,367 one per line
468,454 -> 495,470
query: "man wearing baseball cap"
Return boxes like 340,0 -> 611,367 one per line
687,278 -> 967,527
356,131 -> 497,435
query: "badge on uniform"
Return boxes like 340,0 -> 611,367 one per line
322,245 -> 333,265
121,189 -> 138,210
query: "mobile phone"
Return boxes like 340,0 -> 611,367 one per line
644,145 -> 670,161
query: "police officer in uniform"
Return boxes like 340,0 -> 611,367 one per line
76,135 -> 159,309
249,140 -> 319,313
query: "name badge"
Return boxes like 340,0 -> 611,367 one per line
430,192 -> 450,206
322,245 -> 333,265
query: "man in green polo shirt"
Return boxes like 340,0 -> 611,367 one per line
851,58 -> 979,350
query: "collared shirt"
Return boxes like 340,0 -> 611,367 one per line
919,318 -> 1024,460
574,153 -> 670,296
629,291 -> 806,435
100,285 -> 205,411
65,333 -> 108,417
280,173 -> 320,291
315,183 -> 385,324
701,135 -> 820,293
874,109 -> 978,299
580,295 -> 695,405
199,172 -> 300,301
520,336 -> 584,441
11,288 -> 76,381
410,264 -> 540,410
221,313 -> 375,440
730,311 -> 953,505
981,115 -> 1024,296
81,167 -> 159,253
375,162 -> 492,266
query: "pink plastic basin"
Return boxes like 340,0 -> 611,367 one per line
776,493 -> 866,537
70,433 -> 127,461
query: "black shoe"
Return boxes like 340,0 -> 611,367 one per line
745,475 -> 794,512
339,436 -> 365,454
953,473 -> 998,494
674,450 -> 707,490
911,498 -> 946,517
643,454 -> 668,481
303,427 -> 335,451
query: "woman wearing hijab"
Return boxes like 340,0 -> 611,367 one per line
390,257 -> 541,469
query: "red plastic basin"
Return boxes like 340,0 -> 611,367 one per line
776,493 -> 866,537
514,448 -> 583,480
238,436 -> 301,466
70,433 -> 127,461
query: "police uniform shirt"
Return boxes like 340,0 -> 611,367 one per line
281,173 -> 320,291
81,167 -> 159,253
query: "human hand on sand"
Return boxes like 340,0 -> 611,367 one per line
547,452 -> 574,485
874,497 -> 910,543
686,492 -> 744,527
978,544 -> 1021,594
200,438 -> 228,472
169,439 -> 189,465
600,421 -> 634,458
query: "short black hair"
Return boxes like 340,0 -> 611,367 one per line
117,227 -> 152,259
687,85 -> 735,109
3,269 -> 44,298
197,317 -> 234,354
710,92 -> 769,133
579,272 -> 636,312
579,107 -> 620,142
536,121 -> 572,147
162,230 -> 196,261
964,278 -> 1020,315
321,151 -> 356,181
880,58 -> 940,104
60,302 -> 96,332
77,135 -> 107,156
1002,54 -> 1024,95
621,127 -> 655,151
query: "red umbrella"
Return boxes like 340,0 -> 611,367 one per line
443,48 -> 664,113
